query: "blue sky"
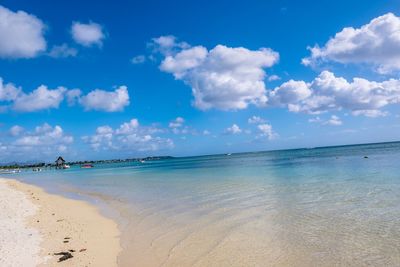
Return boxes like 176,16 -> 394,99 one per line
0,0 -> 400,162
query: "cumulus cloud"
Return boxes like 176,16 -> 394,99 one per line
309,115 -> 343,126
48,44 -> 77,58
150,35 -> 189,55
1,77 -> 69,112
352,110 -> 388,117
152,35 -> 177,48
160,46 -> 208,78
0,78 -> 21,101
71,21 -> 105,47
9,125 -> 24,136
169,117 -> 184,128
0,5 -> 46,58
83,125 -> 114,150
1,77 -> 130,113
248,116 -> 266,124
268,71 -> 400,117
115,118 -> 139,135
302,13 -> 400,73
13,85 -> 67,112
80,86 -> 129,112
257,123 -> 277,140
225,124 -> 242,134
325,115 -> 343,126
14,123 -> 73,146
153,36 -> 279,110
83,118 -> 173,152
65,89 -> 82,105
0,123 -> 74,161
168,117 -> 194,135
268,80 -> 311,106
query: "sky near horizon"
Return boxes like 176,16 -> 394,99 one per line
1,0 -> 400,162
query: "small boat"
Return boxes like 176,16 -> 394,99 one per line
81,164 -> 94,169
226,153 -> 232,156
139,160 -> 145,163
62,164 -> 71,169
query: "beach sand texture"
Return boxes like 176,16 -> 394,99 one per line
0,179 -> 42,267
0,178 -> 120,267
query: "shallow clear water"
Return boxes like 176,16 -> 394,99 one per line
5,142 -> 400,266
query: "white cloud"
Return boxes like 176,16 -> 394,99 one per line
1,77 -> 131,113
152,35 -> 182,49
1,78 -> 67,112
225,124 -> 242,134
268,80 -> 311,106
96,125 -> 114,135
83,125 -> 114,150
65,89 -> 82,105
48,44 -> 77,58
269,71 -> 400,117
0,78 -> 20,101
9,125 -> 24,136
309,115 -> 343,126
150,35 -> 189,55
14,123 -> 73,148
169,117 -> 185,128
0,123 -> 74,161
80,86 -> 130,112
0,5 -> 46,58
302,13 -> 400,73
83,118 -> 173,152
203,130 -> 211,135
268,75 -> 281,81
325,115 -> 343,126
115,118 -> 139,135
13,85 -> 67,112
131,55 -> 146,64
71,21 -> 105,47
154,36 -> 279,110
168,117 -> 192,135
160,46 -> 208,79
248,116 -> 266,124
257,123 -> 276,140
352,110 -> 388,117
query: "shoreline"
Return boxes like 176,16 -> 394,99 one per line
0,178 -> 121,266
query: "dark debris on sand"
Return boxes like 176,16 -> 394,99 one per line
54,251 -> 73,262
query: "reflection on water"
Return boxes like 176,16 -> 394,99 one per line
8,142 -> 400,266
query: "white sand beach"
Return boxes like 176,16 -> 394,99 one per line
0,178 -> 121,267
0,179 -> 42,267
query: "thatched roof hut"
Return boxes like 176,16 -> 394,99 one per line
55,156 -> 65,168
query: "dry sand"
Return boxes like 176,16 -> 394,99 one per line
0,179 -> 42,267
0,178 -> 121,267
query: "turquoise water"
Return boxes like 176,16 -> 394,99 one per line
5,142 -> 400,266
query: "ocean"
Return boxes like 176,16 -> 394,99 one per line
5,141 -> 400,266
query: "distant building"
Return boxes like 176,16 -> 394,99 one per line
55,156 -> 65,169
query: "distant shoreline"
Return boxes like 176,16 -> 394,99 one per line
1,140 -> 399,169
0,156 -> 174,170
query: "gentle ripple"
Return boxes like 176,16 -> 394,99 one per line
4,141 -> 400,266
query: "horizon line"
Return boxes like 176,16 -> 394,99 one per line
2,139 -> 399,166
